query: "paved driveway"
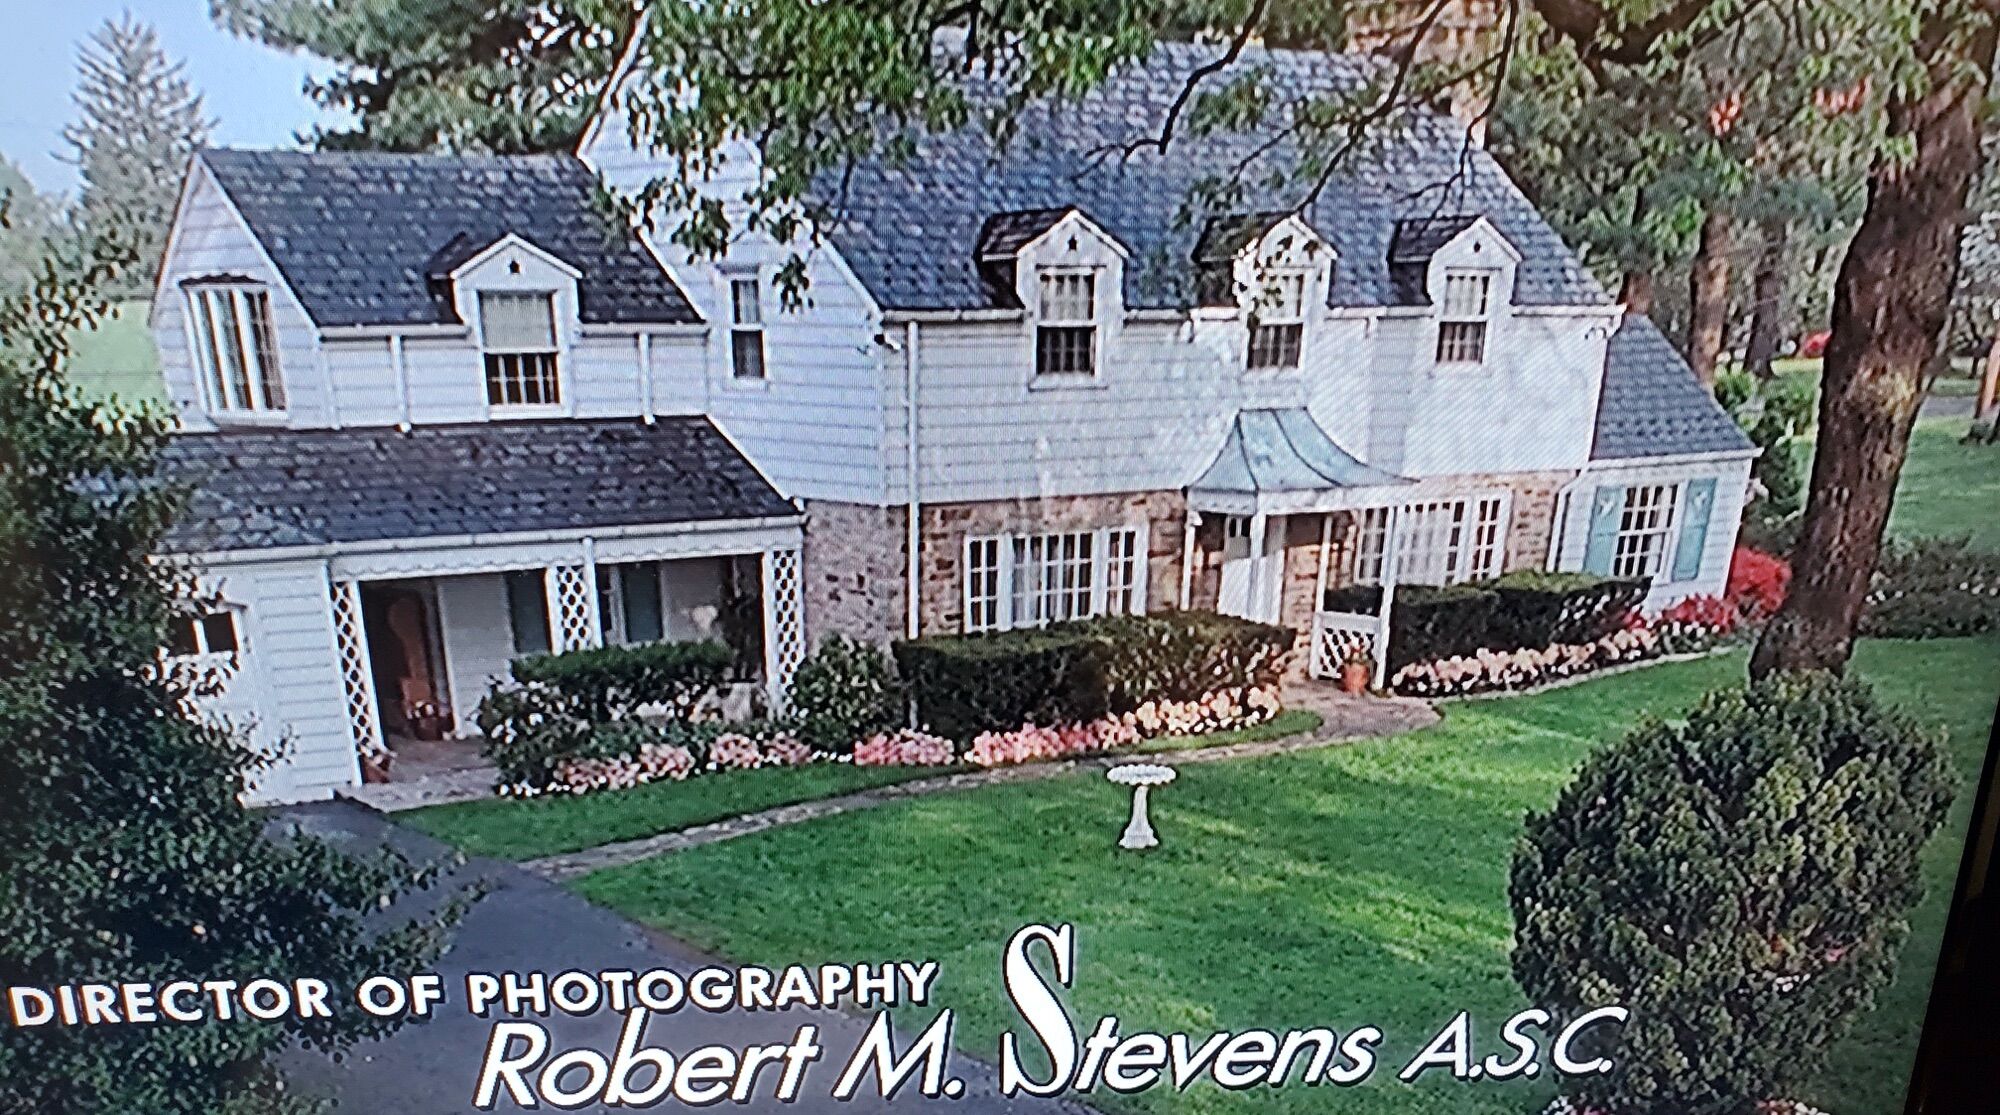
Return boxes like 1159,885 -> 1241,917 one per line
275,802 -> 1090,1115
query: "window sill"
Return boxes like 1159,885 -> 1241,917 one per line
488,404 -> 567,420
1027,374 -> 1107,392
1430,360 -> 1489,373
1244,363 -> 1303,377
723,374 -> 771,393
208,411 -> 290,428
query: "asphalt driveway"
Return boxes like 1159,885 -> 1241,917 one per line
274,801 -> 1091,1115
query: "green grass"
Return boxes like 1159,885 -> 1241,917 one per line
575,639 -> 2000,1115
404,712 -> 1324,860
64,299 -> 166,408
1888,418 -> 2000,548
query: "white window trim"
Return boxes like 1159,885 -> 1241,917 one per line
1434,268 -> 1496,368
962,523 -> 1149,633
477,289 -> 567,418
1245,268 -> 1309,372
1610,481 -> 1685,582
1031,266 -> 1104,382
183,283 -> 287,421
1349,492 -> 1511,586
727,275 -> 768,382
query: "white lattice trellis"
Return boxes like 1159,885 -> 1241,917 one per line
761,548 -> 807,710
329,579 -> 386,763
1310,610 -> 1380,680
548,563 -> 598,652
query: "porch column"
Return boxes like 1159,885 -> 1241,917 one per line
1248,511 -> 1269,625
1374,504 -> 1403,686
326,573 -> 386,771
760,547 -> 807,712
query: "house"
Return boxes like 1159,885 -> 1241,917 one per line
150,36 -> 1751,804
150,151 -> 807,802
578,37 -> 1754,666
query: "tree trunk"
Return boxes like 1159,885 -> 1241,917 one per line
1750,4 -> 2000,678
1744,220 -> 1789,379
1686,207 -> 1733,387
1620,270 -> 1655,315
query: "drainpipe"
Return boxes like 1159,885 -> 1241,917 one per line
638,332 -> 656,424
904,320 -> 921,640
390,333 -> 412,431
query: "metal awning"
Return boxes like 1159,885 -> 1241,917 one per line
1188,408 -> 1411,514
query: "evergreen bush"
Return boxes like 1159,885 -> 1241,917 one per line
1862,536 -> 2000,638
1325,573 -> 1645,671
509,638 -> 731,720
788,635 -> 905,753
1510,673 -> 1954,1115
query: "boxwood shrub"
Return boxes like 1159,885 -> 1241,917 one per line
509,639 -> 732,721
1324,572 -> 1647,671
893,610 -> 1291,742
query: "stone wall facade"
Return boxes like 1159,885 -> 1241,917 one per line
916,491 -> 1188,635
800,500 -> 907,647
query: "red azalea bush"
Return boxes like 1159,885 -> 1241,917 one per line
1728,545 -> 1791,620
1655,594 -> 1742,653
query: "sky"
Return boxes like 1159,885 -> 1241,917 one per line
0,0 -> 342,198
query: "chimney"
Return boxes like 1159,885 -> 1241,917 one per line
1345,0 -> 1501,145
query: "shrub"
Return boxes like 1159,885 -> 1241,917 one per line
1714,369 -> 1757,419
893,611 -> 1290,741
1862,536 -> 2000,638
476,685 -> 594,786
1511,674 -> 1954,1115
964,717 -> 1140,768
789,635 -> 904,753
510,639 -> 732,721
1728,546 -> 1792,620
1654,594 -> 1742,654
854,729 -> 957,767
1391,625 -> 1661,697
1327,574 -> 1646,672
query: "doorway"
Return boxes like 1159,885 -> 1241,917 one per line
1217,515 -> 1284,623
360,581 -> 452,746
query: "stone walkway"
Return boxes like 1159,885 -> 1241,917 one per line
524,687 -> 1437,882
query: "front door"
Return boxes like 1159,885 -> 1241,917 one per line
361,581 -> 452,742
1217,516 -> 1284,623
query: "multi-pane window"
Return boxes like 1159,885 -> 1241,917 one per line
1435,269 -> 1494,364
595,562 -> 668,646
730,278 -> 766,379
963,526 -> 1144,633
1247,272 -> 1306,370
1612,484 -> 1679,579
186,286 -> 286,415
1035,270 -> 1097,376
1349,495 -> 1509,587
480,291 -> 561,408
166,611 -> 240,661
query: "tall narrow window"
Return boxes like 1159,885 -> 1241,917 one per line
505,570 -> 552,656
730,278 -> 766,379
1035,270 -> 1097,376
964,537 -> 1004,633
1435,269 -> 1494,364
186,286 -> 286,415
1102,527 -> 1143,615
595,563 -> 667,646
1247,272 -> 1306,370
481,291 -> 562,408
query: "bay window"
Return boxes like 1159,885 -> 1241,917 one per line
186,285 -> 285,416
964,525 -> 1146,633
480,291 -> 562,409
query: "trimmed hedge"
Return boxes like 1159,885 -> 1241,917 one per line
893,610 -> 1291,742
509,639 -> 732,721
1863,536 -> 2000,638
1325,571 -> 1647,672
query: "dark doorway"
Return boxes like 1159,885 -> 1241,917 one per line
360,581 -> 451,743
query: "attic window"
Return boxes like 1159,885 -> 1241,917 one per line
1035,270 -> 1097,376
185,285 -> 285,416
1435,269 -> 1494,364
1247,272 -> 1307,370
730,278 -> 766,379
480,291 -> 562,409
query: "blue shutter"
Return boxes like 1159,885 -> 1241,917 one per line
1672,478 -> 1717,583
621,563 -> 665,643
505,570 -> 551,656
1583,487 -> 1623,575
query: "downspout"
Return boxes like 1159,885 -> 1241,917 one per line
904,320 -> 921,640
638,332 -> 656,424
390,333 -> 412,431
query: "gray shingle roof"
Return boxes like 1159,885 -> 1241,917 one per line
158,417 -> 797,554
808,39 -> 1607,311
1592,315 -> 1755,461
198,149 -> 700,328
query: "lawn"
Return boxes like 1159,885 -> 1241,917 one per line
402,709 -> 1324,861
1889,418 -> 2000,548
574,638 -> 2000,1115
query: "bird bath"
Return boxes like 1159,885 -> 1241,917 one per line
1106,763 -> 1177,850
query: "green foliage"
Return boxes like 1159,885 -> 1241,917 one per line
892,610 -> 1290,742
214,0 -> 637,153
62,16 -> 209,296
509,638 -> 732,721
1,159 -> 61,299
1862,536 -> 2000,639
1325,573 -> 1646,670
0,219 -> 450,1114
1714,369 -> 1757,417
788,636 -> 904,754
1511,673 -> 1954,1115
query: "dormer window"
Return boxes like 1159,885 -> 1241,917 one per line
730,277 -> 766,379
1035,270 -> 1097,376
186,284 -> 285,416
1435,269 -> 1495,364
479,291 -> 562,409
1247,271 -> 1307,370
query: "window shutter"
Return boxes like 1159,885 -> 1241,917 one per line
621,564 -> 665,643
1583,487 -> 1622,575
1671,478 -> 1717,583
505,570 -> 552,656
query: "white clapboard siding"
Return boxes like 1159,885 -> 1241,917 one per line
153,165 -> 326,431
435,573 -> 517,737
1556,456 -> 1754,610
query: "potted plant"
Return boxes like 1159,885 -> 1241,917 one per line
1339,645 -> 1374,694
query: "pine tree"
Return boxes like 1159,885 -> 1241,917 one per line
60,16 -> 210,298
0,230 -> 454,1114
0,158 -> 61,298
1510,673 -> 1953,1115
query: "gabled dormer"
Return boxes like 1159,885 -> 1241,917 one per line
1194,212 -> 1337,372
976,207 -> 1128,380
1388,214 -> 1522,368
428,232 -> 584,417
